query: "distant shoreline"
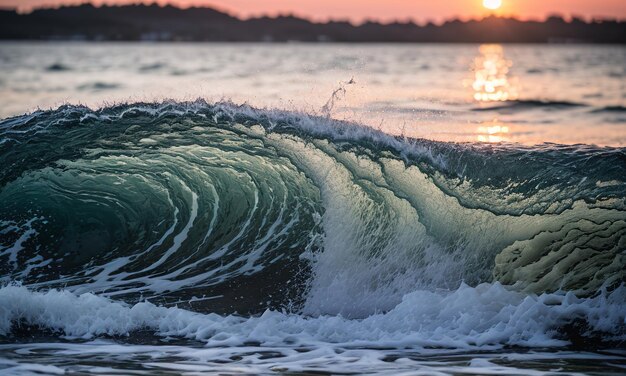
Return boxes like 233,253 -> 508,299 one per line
1,4 -> 625,44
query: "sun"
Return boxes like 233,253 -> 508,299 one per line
483,0 -> 502,10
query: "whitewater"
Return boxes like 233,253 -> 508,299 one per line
0,100 -> 625,374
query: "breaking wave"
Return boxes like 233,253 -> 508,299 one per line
1,101 -> 625,349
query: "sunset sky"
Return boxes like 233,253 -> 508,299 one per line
1,0 -> 625,23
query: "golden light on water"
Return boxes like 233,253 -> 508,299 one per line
483,0 -> 502,10
471,45 -> 517,102
467,45 -> 518,143
477,121 -> 510,143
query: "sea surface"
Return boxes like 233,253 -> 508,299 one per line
0,42 -> 625,375
1,42 -> 625,145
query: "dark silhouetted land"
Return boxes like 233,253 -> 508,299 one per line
0,4 -> 624,43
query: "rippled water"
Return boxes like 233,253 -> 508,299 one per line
0,43 -> 625,375
0,42 -> 624,145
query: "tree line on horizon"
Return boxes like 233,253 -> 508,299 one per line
0,3 -> 624,43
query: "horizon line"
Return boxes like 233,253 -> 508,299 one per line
3,2 -> 625,26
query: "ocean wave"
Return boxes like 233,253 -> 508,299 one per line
472,99 -> 586,112
0,100 -> 625,321
590,105 -> 626,113
76,82 -> 122,91
45,63 -> 71,72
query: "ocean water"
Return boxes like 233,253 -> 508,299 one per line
0,43 -> 625,375
1,42 -> 625,145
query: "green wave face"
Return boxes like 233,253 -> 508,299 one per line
1,102 -> 625,317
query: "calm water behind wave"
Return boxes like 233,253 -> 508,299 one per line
0,42 -> 624,145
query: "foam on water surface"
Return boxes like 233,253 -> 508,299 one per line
1,283 -> 625,375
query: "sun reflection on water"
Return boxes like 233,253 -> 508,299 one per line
471,45 -> 517,102
477,120 -> 510,142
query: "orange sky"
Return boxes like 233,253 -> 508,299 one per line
2,0 -> 625,22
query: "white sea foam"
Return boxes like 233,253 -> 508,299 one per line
2,283 -> 625,374
5,341 -> 626,376
1,283 -> 624,348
